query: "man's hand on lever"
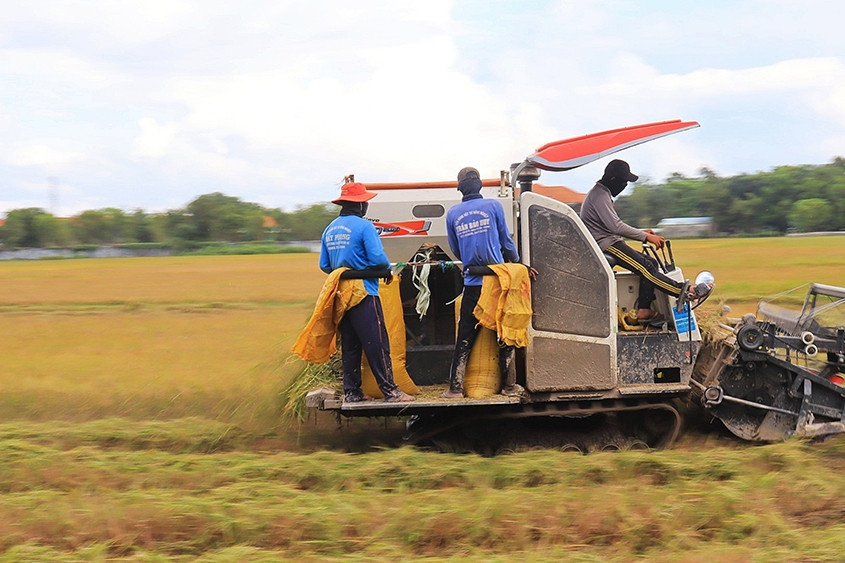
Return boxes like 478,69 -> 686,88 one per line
644,229 -> 665,249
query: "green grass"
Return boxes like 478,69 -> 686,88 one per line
0,420 -> 843,561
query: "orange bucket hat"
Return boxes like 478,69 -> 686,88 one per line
332,182 -> 377,204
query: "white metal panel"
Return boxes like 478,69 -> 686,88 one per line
366,185 -> 516,263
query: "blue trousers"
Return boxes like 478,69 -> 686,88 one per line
339,295 -> 400,400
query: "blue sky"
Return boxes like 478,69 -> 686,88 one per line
2,0 -> 844,216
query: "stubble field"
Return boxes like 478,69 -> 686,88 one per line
1,238 -> 843,561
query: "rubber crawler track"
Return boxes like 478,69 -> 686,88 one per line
404,398 -> 682,453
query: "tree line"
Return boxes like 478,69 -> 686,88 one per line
0,192 -> 337,250
2,159 -> 843,249
615,158 -> 845,234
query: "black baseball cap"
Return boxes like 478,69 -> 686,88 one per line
604,159 -> 638,182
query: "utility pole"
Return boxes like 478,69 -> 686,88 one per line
48,176 -> 59,215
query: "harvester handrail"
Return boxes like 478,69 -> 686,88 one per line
366,179 -> 503,190
810,283 -> 845,300
338,268 -> 392,279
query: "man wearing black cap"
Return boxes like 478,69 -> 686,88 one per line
441,167 -> 522,399
580,159 -> 690,324
320,182 -> 415,403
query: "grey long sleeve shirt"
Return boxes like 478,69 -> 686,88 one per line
579,182 -> 646,251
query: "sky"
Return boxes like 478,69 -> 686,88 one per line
2,0 -> 844,217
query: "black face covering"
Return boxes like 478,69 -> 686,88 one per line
458,176 -> 482,201
339,201 -> 368,217
600,159 -> 636,197
601,174 -> 628,197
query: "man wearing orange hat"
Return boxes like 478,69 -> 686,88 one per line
320,182 -> 415,403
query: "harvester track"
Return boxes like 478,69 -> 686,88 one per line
404,398 -> 682,455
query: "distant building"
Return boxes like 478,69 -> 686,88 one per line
656,217 -> 716,238
517,184 -> 586,210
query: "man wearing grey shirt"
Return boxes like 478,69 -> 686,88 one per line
580,159 -> 688,324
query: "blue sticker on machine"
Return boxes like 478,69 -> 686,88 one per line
673,308 -> 697,334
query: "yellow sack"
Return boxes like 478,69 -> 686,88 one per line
290,269 -> 367,364
455,295 -> 501,398
361,276 -> 420,398
473,263 -> 532,348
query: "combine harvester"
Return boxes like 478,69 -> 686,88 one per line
305,120 -> 845,452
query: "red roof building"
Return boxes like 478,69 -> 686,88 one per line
521,184 -> 586,206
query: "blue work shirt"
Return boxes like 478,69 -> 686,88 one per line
320,215 -> 390,296
446,196 -> 519,286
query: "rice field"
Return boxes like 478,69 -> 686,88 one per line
677,235 -> 844,311
0,238 -> 843,561
0,254 -> 323,429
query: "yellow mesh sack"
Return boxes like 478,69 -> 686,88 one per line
455,295 -> 500,398
361,276 -> 420,398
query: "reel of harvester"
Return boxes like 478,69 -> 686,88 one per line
692,283 -> 845,442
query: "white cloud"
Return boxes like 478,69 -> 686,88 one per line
132,118 -> 180,159
818,136 -> 845,159
1,1 -> 845,216
807,83 -> 845,127
649,58 -> 845,99
154,25 -> 554,187
8,144 -> 85,166
0,1 -> 194,49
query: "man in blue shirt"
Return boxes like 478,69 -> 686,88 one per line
320,182 -> 414,403
442,167 -> 523,399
